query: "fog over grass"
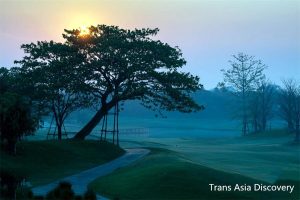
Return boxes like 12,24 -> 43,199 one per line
35,89 -> 286,140
28,89 -> 299,185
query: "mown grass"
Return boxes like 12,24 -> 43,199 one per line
0,140 -> 125,186
89,148 -> 299,200
124,131 -> 299,183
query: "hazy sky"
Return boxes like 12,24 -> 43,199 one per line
0,0 -> 299,89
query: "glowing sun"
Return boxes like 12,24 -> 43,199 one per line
79,25 -> 90,37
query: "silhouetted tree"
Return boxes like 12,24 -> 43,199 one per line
249,81 -> 275,133
16,42 -> 89,140
46,182 -> 75,200
0,68 -> 38,154
279,79 -> 300,141
62,25 -> 203,140
45,182 -> 96,200
221,53 -> 266,135
0,68 -> 9,93
0,92 -> 37,155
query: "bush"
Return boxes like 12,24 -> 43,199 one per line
46,182 -> 75,200
45,182 -> 97,200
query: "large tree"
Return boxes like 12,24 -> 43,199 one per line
221,53 -> 266,135
0,68 -> 38,154
249,81 -> 275,133
62,25 -> 203,140
279,79 -> 300,141
16,41 -> 89,140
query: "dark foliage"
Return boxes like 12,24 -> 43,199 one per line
0,68 -> 38,154
279,79 -> 300,141
221,53 -> 266,135
15,42 -> 90,140
62,25 -> 203,139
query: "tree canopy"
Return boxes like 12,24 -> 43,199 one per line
0,68 -> 38,154
221,53 -> 266,135
279,79 -> 300,141
62,25 -> 203,139
15,41 -> 89,140
13,25 -> 203,141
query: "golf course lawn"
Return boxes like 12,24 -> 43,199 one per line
89,148 -> 300,200
0,140 -> 125,186
120,130 -> 300,183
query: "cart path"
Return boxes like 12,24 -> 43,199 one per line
32,148 -> 150,199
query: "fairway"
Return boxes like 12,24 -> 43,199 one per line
119,133 -> 300,183
89,148 -> 300,200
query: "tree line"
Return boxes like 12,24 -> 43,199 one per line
220,52 -> 300,141
0,25 -> 203,154
1,25 -> 298,154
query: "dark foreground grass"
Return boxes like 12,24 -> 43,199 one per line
0,140 -> 125,186
89,148 -> 299,200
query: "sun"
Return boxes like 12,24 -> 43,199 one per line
79,25 -> 90,37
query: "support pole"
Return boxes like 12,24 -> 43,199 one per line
47,116 -> 54,140
116,102 -> 119,146
99,100 -> 120,145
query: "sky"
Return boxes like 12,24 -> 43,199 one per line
0,0 -> 299,89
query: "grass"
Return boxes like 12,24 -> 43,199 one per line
0,139 -> 125,186
121,131 -> 300,183
89,148 -> 300,200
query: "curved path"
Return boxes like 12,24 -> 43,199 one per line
32,148 -> 150,199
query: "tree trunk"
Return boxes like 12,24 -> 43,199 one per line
288,120 -> 294,133
242,116 -> 247,136
57,125 -> 62,140
295,119 -> 300,142
117,131 -> 119,146
73,101 -> 116,140
262,117 -> 266,132
254,119 -> 258,133
7,139 -> 17,155
241,86 -> 248,136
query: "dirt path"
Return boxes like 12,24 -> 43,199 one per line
32,148 -> 150,199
